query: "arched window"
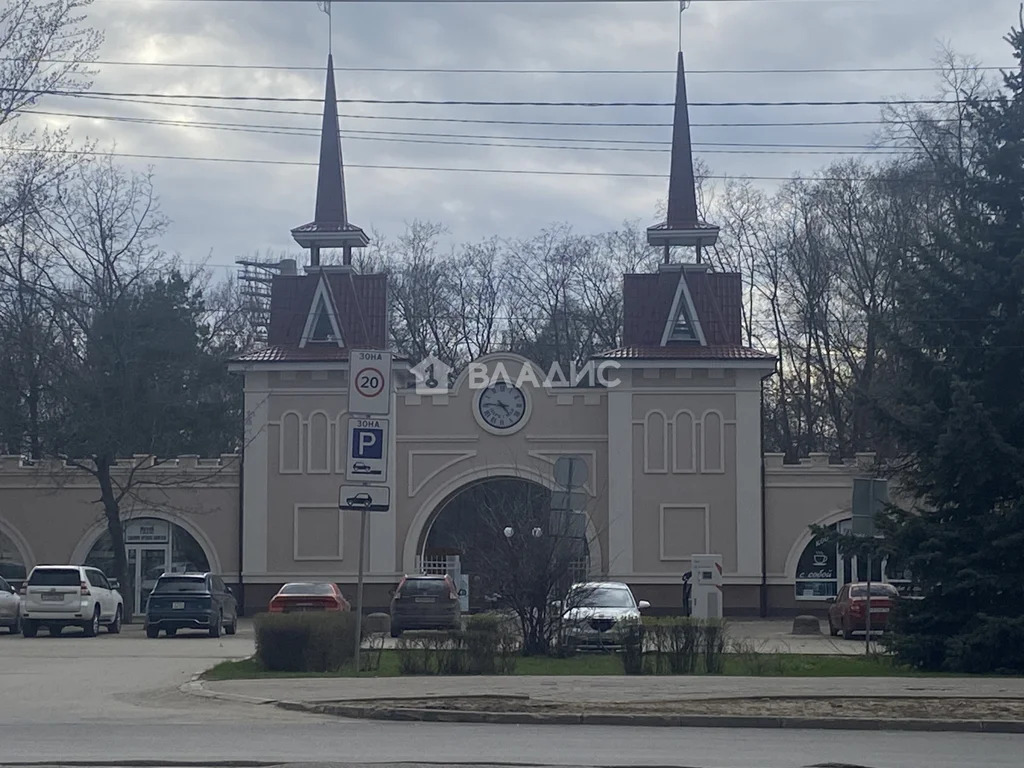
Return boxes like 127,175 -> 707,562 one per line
701,410 -> 724,473
644,411 -> 668,473
672,410 -> 696,473
307,411 -> 330,473
795,518 -> 908,600
280,411 -> 302,473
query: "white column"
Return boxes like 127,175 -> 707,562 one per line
242,372 -> 269,576
607,389 -> 634,577
734,374 -> 763,578
369,382 -> 397,573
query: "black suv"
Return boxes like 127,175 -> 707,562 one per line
144,572 -> 238,638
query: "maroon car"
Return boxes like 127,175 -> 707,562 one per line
827,581 -> 899,639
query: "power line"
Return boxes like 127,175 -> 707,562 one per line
10,57 -> 1009,76
23,89 -> 997,108
0,145 -> 935,182
26,107 -> 913,152
46,94 -> 954,129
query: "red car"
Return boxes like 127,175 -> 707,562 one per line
827,581 -> 899,639
268,582 -> 350,613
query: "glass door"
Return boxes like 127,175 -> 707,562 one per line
129,546 -> 169,614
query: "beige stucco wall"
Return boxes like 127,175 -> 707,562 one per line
0,456 -> 240,577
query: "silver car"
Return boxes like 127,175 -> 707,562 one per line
0,575 -> 21,634
561,581 -> 650,651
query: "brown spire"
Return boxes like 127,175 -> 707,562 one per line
647,50 -> 719,255
666,51 -> 699,230
292,53 -> 369,267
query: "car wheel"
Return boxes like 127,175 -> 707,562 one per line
842,618 -> 854,641
49,624 -> 63,637
166,628 -> 177,637
82,606 -> 100,637
225,614 -> 237,635
209,611 -> 222,638
22,619 -> 37,638
107,606 -> 122,634
390,626 -> 402,638
827,616 -> 838,637
146,625 -> 159,638
8,614 -> 20,634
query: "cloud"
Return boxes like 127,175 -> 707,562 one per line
20,0 -> 1022,270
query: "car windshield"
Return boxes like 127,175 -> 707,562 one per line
572,587 -> 635,608
28,568 -> 80,586
153,577 -> 207,593
850,583 -> 899,597
399,578 -> 447,596
280,583 -> 333,595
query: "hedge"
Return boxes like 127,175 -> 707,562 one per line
254,612 -> 357,672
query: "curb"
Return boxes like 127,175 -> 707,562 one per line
279,700 -> 1024,734
180,676 -> 277,706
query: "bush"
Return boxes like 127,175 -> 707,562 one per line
254,612 -> 357,672
702,619 -> 727,674
644,617 -> 702,674
618,623 -> 645,675
395,614 -> 519,675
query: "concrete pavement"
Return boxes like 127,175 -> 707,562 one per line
5,617 -> 1024,767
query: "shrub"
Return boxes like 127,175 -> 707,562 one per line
702,619 -> 727,674
642,617 -> 706,675
618,623 -> 645,675
396,615 -> 520,675
254,611 -> 356,672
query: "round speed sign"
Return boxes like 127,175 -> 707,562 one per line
355,367 -> 385,398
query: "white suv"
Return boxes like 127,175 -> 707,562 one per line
21,565 -> 123,637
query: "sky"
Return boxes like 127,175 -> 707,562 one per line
20,0 -> 1024,277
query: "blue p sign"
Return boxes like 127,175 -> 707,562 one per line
352,428 -> 384,459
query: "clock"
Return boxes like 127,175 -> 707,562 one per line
475,381 -> 529,434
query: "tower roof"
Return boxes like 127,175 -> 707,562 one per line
647,51 -> 719,249
292,53 -> 369,254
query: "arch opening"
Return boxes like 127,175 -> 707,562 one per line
84,518 -> 212,614
416,476 -> 593,613
0,527 -> 28,583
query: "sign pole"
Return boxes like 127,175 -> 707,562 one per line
353,503 -> 368,674
865,552 -> 872,656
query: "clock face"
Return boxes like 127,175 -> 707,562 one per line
477,382 -> 527,432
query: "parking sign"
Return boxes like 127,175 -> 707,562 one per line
346,417 -> 390,482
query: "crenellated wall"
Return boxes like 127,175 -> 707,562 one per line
0,454 -> 241,583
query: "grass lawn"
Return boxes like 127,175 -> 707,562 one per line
202,650 -> 933,681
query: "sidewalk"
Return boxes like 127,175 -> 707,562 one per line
200,673 -> 1024,705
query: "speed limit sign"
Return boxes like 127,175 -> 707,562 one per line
348,349 -> 393,415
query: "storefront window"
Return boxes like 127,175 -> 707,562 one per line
794,528 -> 838,600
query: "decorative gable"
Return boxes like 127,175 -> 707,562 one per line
661,270 -> 705,345
300,276 -> 344,348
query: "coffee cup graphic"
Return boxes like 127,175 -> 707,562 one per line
812,551 -> 828,566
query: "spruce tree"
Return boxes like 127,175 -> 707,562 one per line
877,16 -> 1024,672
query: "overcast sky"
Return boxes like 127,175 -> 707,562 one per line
23,0 -> 1023,276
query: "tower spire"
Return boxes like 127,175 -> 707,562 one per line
647,23 -> 719,262
291,52 -> 369,268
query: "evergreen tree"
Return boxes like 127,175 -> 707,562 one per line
876,15 -> 1024,672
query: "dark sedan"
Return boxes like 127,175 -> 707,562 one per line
145,572 -> 238,638
827,581 -> 899,639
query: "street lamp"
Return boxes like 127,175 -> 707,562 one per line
503,526 -> 544,539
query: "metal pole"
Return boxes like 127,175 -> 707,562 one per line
865,552 -> 872,656
354,505 -> 368,673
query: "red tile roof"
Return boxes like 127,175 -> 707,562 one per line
595,345 -> 776,361
232,346 -> 352,363
267,271 -> 388,349
622,269 -> 743,347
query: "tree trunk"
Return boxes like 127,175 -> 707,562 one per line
95,457 -> 131,621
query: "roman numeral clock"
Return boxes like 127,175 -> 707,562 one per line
474,380 -> 530,435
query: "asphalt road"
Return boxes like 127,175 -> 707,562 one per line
2,621 -> 1024,768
